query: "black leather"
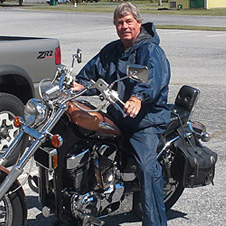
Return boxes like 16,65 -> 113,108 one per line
164,86 -> 200,136
175,85 -> 200,112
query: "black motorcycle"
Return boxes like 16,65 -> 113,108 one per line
0,49 -> 217,226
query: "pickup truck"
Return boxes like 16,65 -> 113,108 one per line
0,0 -> 23,5
0,36 -> 61,166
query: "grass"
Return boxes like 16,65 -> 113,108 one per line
15,1 -> 226,16
2,1 -> 226,15
1,1 -> 226,31
155,25 -> 226,31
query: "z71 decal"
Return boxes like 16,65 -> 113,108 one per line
37,51 -> 54,59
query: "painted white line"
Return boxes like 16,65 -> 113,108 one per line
205,33 -> 226,38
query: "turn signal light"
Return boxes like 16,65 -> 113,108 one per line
14,116 -> 24,128
52,154 -> 58,169
51,134 -> 63,148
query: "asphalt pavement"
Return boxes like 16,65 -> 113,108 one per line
1,6 -> 226,226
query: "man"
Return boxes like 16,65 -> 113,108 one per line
72,2 -> 171,225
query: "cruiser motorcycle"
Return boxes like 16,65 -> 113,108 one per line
0,49 -> 217,226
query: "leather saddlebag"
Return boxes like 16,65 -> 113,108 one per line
171,131 -> 218,188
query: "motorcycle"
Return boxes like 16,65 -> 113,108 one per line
0,49 -> 217,226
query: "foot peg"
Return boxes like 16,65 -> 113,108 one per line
83,215 -> 105,226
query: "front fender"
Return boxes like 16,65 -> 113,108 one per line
0,166 -> 27,222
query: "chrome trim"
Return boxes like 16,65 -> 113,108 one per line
157,131 -> 193,160
66,148 -> 90,170
24,98 -> 47,127
22,125 -> 43,139
0,103 -> 67,200
98,121 -> 115,131
201,132 -> 211,142
36,148 -> 58,171
157,135 -> 180,160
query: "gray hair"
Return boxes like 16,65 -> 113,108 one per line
113,2 -> 142,25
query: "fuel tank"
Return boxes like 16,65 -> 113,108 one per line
66,101 -> 121,136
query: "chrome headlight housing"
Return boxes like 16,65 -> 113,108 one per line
24,99 -> 47,127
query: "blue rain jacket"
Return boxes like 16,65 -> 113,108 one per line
76,23 -> 171,133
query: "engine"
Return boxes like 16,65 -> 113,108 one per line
63,143 -> 125,220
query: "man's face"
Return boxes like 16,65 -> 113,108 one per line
115,13 -> 141,48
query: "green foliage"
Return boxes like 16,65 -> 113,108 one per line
7,1 -> 226,17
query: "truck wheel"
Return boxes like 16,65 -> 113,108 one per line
0,93 -> 27,167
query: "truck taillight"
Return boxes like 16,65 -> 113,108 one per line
55,46 -> 61,65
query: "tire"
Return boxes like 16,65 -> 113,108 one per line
132,179 -> 184,219
0,169 -> 27,226
0,93 -> 27,167
164,181 -> 184,210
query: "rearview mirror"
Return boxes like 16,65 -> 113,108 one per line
71,48 -> 82,71
76,48 -> 82,63
127,64 -> 149,83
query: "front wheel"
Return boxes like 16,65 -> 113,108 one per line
0,168 -> 27,225
0,194 -> 25,226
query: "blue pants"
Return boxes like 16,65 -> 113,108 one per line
107,106 -> 168,225
129,127 -> 167,226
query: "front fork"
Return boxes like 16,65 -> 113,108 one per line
0,103 -> 68,200
0,132 -> 45,200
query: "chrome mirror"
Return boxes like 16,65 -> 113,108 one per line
127,64 -> 148,83
76,48 -> 82,63
71,48 -> 82,70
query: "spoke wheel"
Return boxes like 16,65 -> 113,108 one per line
0,195 -> 13,226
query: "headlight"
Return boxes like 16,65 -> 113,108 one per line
24,99 -> 47,127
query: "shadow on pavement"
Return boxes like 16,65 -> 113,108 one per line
26,195 -> 188,225
167,209 -> 188,221
26,195 -> 41,210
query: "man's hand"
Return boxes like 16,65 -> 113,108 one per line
70,81 -> 85,92
123,96 -> 142,118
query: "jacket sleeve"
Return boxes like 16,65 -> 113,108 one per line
131,43 -> 171,105
75,41 -> 117,96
